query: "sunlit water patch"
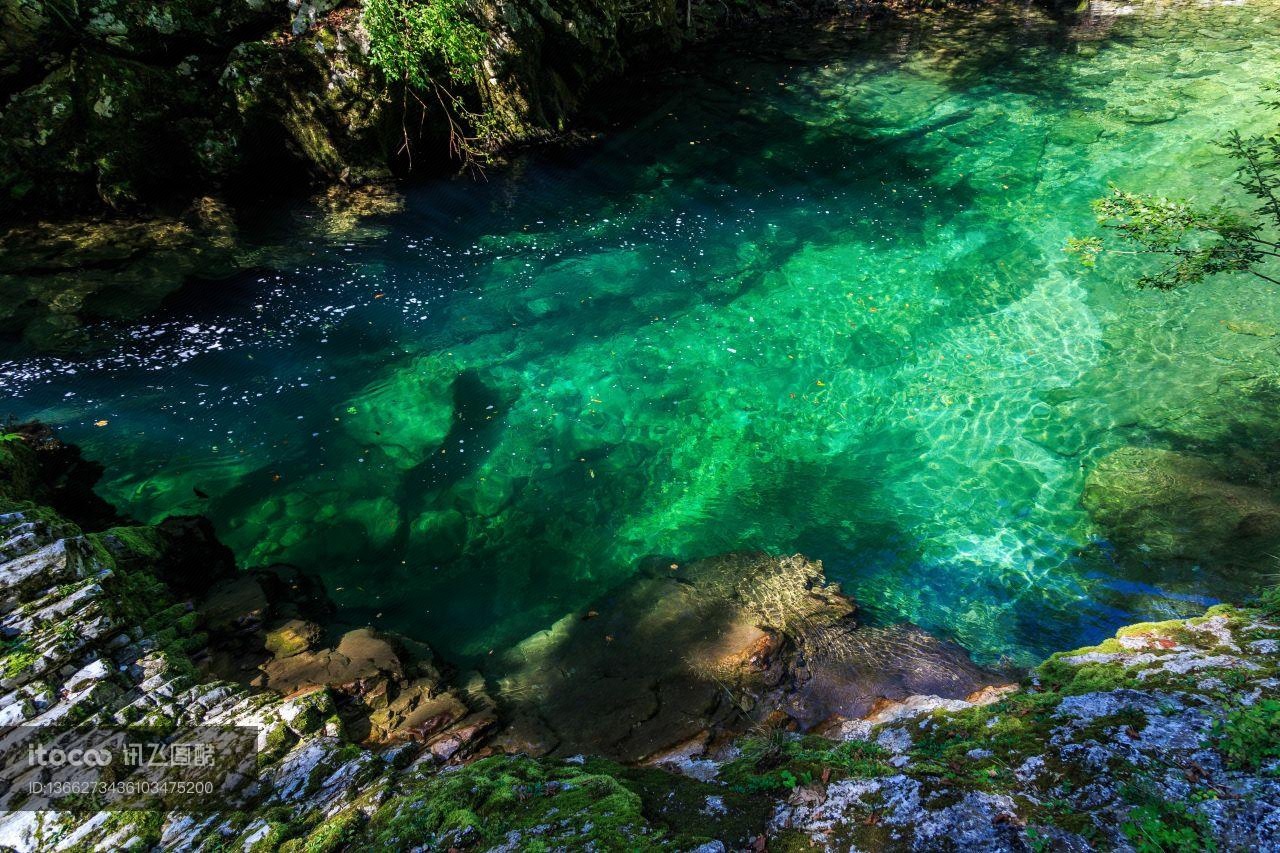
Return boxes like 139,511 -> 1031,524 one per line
4,0 -> 1280,667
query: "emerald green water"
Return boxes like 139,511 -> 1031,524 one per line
5,0 -> 1280,667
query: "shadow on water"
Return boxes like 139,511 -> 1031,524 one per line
393,369 -> 512,542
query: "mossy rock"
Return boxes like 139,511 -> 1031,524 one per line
365,753 -> 769,850
265,619 -> 323,659
0,435 -> 41,505
80,0 -> 277,56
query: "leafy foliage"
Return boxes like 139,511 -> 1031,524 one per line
1214,698 -> 1280,771
363,0 -> 487,87
719,733 -> 892,793
363,0 -> 496,165
1121,799 -> 1216,853
1069,121 -> 1280,289
1260,584 -> 1280,618
1119,777 -> 1218,853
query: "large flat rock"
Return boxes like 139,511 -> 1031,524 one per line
487,552 -> 998,761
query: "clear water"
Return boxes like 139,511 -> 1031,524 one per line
4,0 -> 1280,668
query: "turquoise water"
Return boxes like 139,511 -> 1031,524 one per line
4,0 -> 1280,667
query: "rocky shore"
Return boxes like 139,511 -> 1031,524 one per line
1,428 -> 1278,850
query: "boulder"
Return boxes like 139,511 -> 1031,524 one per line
361,678 -> 469,743
260,626 -> 403,696
220,16 -> 396,188
488,553 -> 999,761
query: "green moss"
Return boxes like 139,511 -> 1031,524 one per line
265,623 -> 315,659
260,721 -> 298,766
245,820 -> 295,852
903,692 -> 1060,790
1036,654 -> 1140,695
769,828 -> 823,851
85,528 -> 212,679
1116,619 -> 1197,646
1024,794 -> 1104,842
579,757 -> 773,847
719,734 -> 893,794
0,435 -> 41,506
100,810 -> 165,847
368,754 -> 672,850
1075,708 -> 1149,744
0,636 -> 39,680
92,528 -> 180,626
1260,586 -> 1280,619
301,811 -> 362,853
1119,779 -> 1216,853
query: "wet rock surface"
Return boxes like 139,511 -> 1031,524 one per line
489,552 -> 1002,760
0,185 -> 408,351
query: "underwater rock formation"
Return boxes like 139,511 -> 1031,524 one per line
1084,445 -> 1280,573
0,199 -> 241,351
490,552 -> 999,761
0,183 -> 412,351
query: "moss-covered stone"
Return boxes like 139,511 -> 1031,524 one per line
265,619 -> 323,660
365,753 -> 767,851
0,433 -> 41,506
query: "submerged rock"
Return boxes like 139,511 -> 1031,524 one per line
488,552 -> 1001,761
0,183 -> 415,349
1083,446 -> 1280,572
0,200 -> 239,350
